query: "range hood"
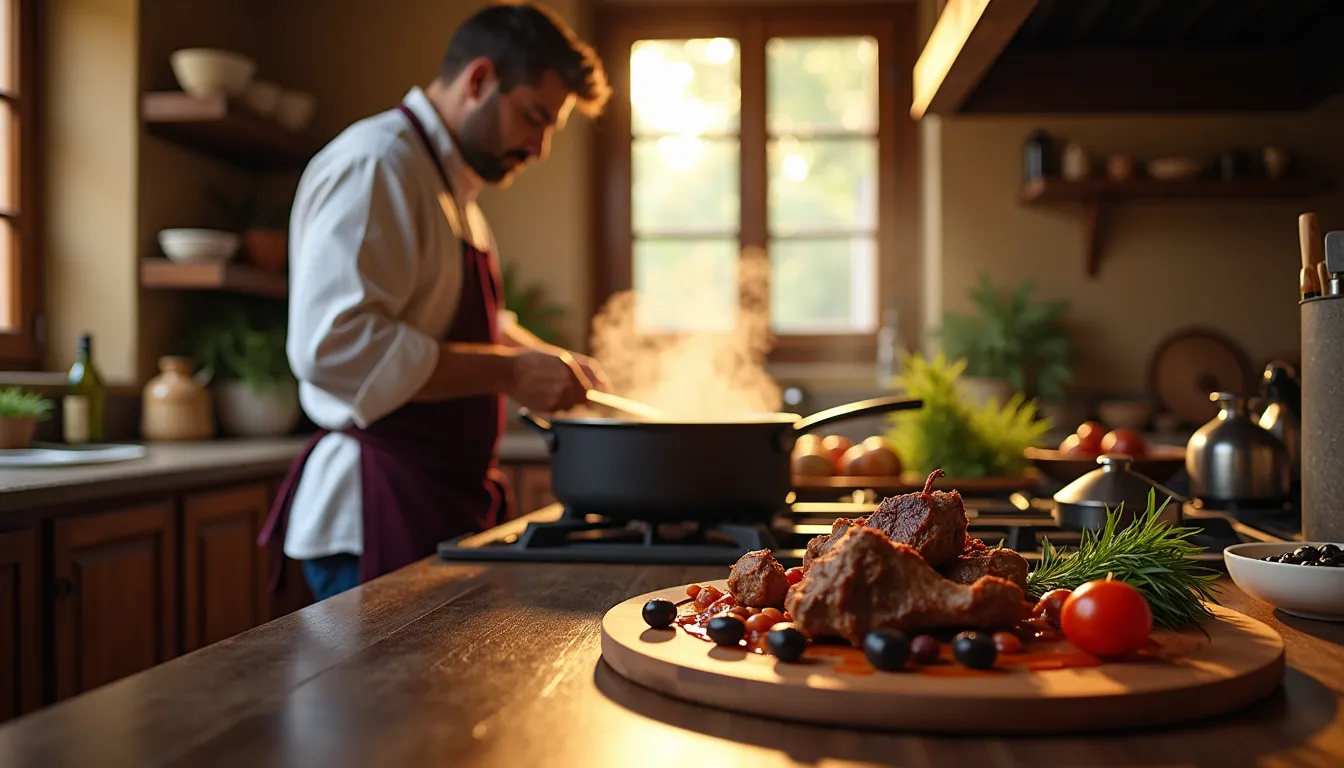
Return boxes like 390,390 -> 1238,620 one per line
912,0 -> 1344,117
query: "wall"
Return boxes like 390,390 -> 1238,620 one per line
929,103 -> 1344,391
254,0 -> 596,350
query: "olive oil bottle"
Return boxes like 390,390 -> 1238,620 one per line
64,333 -> 105,444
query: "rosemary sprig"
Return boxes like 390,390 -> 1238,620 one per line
1026,489 -> 1222,629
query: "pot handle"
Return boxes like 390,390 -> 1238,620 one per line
791,395 -> 924,434
516,408 -> 557,452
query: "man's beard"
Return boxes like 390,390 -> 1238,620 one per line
456,92 -> 528,185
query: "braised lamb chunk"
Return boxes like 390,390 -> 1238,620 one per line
785,526 -> 1026,645
726,549 -> 790,608
938,547 -> 1030,591
862,469 -> 967,569
803,516 -> 866,571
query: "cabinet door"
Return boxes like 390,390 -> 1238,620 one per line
517,465 -> 555,514
52,503 -> 177,701
182,484 -> 270,652
0,529 -> 39,721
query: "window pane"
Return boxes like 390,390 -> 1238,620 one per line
0,102 -> 12,211
633,137 -> 738,235
634,238 -> 738,332
0,217 -> 13,330
768,138 -> 877,235
770,237 -> 877,334
767,36 -> 878,135
630,38 -> 740,136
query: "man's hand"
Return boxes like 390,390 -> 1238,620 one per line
568,352 -> 612,393
509,349 -> 590,412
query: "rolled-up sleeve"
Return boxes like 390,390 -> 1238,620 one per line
287,152 -> 440,429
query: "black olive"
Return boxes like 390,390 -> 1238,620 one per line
641,599 -> 677,629
1262,555 -> 1279,562
910,634 -> 941,664
707,615 -> 746,646
1319,544 -> 1342,559
1301,560 -> 1321,567
1294,545 -> 1321,562
952,631 -> 998,670
1320,556 -> 1342,567
766,623 -> 807,662
863,629 -> 911,672
1279,553 -> 1303,565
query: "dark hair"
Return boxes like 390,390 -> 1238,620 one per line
439,1 -> 611,118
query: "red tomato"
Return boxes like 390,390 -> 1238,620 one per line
1075,421 -> 1106,453
1060,433 -> 1097,458
784,567 -> 805,586
1100,428 -> 1148,458
1060,579 -> 1153,658
1032,588 -> 1072,627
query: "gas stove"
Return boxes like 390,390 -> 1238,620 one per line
436,492 -> 1300,569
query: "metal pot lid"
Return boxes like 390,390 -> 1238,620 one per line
1054,454 -> 1183,511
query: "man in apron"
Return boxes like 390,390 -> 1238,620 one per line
259,2 -> 611,601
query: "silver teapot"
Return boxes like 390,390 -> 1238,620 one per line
1186,391 -> 1292,503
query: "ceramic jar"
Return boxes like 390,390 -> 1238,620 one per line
142,356 -> 214,441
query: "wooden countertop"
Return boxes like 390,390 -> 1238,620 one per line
0,559 -> 1338,767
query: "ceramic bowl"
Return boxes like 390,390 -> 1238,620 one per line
170,48 -> 256,98
276,89 -> 317,132
1224,541 -> 1344,621
158,228 -> 240,263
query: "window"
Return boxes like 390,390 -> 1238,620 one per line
0,0 -> 39,367
595,4 -> 919,362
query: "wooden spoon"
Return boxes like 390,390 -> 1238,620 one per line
1299,212 -> 1323,297
586,390 -> 666,421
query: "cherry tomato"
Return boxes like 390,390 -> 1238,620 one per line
1060,433 -> 1097,458
1032,588 -> 1073,627
785,567 -> 805,586
1060,578 -> 1153,658
1075,421 -> 1106,453
1100,428 -> 1148,458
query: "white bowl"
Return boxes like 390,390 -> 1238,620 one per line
170,48 -> 256,98
275,89 -> 316,132
1224,541 -> 1344,621
242,79 -> 281,117
158,228 -> 240,263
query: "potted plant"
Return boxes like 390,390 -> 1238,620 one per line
500,260 -> 567,346
0,386 -> 54,449
206,186 -> 291,273
932,274 -> 1073,408
190,303 -> 299,438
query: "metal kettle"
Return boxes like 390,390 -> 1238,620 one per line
1186,391 -> 1292,504
1257,363 -> 1301,480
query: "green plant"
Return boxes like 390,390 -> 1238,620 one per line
1026,491 -> 1222,629
884,352 -> 1051,477
188,298 -> 294,391
934,274 -> 1073,401
500,261 -> 567,345
0,386 -> 54,420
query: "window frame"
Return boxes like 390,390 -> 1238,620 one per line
592,2 -> 921,364
0,0 -> 42,369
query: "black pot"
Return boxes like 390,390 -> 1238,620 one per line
1052,454 -> 1186,532
518,394 -> 922,523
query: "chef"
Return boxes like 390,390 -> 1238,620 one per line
258,2 -> 611,601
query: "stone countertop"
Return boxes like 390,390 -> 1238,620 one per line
0,433 -> 551,516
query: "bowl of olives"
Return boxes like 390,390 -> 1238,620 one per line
1224,542 -> 1344,622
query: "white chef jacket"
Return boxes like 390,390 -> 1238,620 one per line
282,86 -> 513,562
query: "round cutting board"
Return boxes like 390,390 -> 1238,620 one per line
601,581 -> 1285,735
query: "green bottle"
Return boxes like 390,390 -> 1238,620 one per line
63,333 -> 105,444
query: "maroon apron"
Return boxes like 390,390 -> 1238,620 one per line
257,102 -> 513,589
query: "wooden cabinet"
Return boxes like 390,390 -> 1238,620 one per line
501,462 -> 554,519
0,529 -> 39,721
181,484 -> 270,653
52,503 -> 177,701
256,480 -> 314,623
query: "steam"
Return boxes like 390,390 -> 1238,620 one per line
587,247 -> 783,419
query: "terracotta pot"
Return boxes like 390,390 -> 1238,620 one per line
241,227 -> 287,273
142,356 -> 215,441
0,416 -> 37,449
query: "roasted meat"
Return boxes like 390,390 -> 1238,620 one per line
862,469 -> 967,569
727,549 -> 790,608
803,516 -> 865,570
785,525 -> 1027,645
939,547 -> 1030,591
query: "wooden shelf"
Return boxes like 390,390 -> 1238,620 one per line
142,91 -> 319,172
1020,176 -> 1335,277
140,259 -> 288,298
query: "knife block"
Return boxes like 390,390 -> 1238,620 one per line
1301,292 -> 1344,541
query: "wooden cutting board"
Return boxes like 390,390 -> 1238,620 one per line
601,581 -> 1285,735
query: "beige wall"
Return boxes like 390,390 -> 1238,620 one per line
928,104 -> 1344,390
